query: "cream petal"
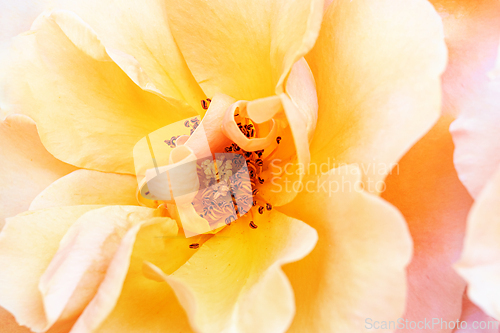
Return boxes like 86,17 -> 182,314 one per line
0,0 -> 54,44
449,39 -> 500,197
455,166 -> 500,321
306,0 -> 447,193
30,169 -> 139,210
163,0 -> 323,100
38,206 -> 168,331
3,10 -> 196,174
0,205 -> 101,331
69,214 -> 182,333
0,114 -> 76,229
90,220 -> 211,332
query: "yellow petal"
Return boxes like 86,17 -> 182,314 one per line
163,0 -> 324,100
38,206 -> 167,330
280,166 -> 412,332
306,0 -> 447,193
90,219 -> 209,332
455,166 -> 500,320
152,211 -> 317,333
3,10 -> 196,174
0,205 -> 101,331
0,114 -> 76,229
30,169 -> 139,210
52,0 -> 206,113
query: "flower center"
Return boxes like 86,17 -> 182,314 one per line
192,104 -> 280,230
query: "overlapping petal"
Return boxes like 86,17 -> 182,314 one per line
39,206 -> 168,331
0,306 -> 32,333
429,0 -> 500,118
3,10 -> 196,174
455,166 -> 500,321
0,114 -> 76,229
163,0 -> 323,101
307,0 -> 447,192
280,166 -> 412,332
30,169 -> 139,210
51,0 -> 206,112
454,294 -> 499,333
90,219 -> 202,332
382,117 -> 473,333
430,0 -> 500,198
0,206 -> 101,331
449,42 -> 500,198
149,210 -> 317,333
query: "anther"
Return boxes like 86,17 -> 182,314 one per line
276,136 -> 282,144
184,120 -> 190,127
266,203 -> 272,211
258,206 -> 264,214
258,177 -> 265,184
249,221 -> 258,229
255,159 -> 263,167
189,243 -> 200,249
201,99 -> 211,110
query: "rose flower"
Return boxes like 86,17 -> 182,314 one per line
0,0 -> 447,332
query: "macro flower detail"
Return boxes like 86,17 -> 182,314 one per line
0,0 -> 449,332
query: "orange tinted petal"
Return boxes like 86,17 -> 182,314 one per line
382,117 -> 473,332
